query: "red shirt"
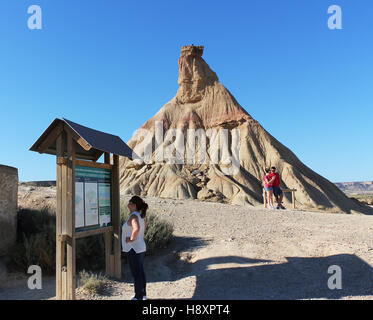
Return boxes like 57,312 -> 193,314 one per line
269,172 -> 281,187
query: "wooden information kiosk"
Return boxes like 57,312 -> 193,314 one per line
30,118 -> 137,300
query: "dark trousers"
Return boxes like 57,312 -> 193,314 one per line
127,248 -> 146,299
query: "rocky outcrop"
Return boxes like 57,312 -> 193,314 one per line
0,165 -> 18,255
119,45 -> 373,214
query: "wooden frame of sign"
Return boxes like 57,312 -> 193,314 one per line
30,118 -> 139,300
55,130 -> 121,300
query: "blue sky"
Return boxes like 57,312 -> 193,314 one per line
0,0 -> 372,183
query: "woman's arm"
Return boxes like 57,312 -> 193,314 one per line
268,176 -> 275,186
126,216 -> 140,243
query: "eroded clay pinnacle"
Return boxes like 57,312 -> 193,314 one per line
181,44 -> 204,57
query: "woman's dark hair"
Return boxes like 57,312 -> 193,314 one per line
265,167 -> 271,173
129,196 -> 148,218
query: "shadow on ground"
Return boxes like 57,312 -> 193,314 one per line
184,254 -> 373,299
123,236 -> 373,299
0,276 -> 55,300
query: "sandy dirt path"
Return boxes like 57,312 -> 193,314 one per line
2,190 -> 373,300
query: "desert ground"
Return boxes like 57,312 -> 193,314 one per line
1,184 -> 373,300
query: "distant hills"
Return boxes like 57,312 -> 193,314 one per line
334,181 -> 373,195
19,181 -> 56,187
18,180 -> 373,196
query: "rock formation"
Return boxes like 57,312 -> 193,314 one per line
119,45 -> 373,214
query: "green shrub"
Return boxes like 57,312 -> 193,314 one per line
120,200 -> 174,255
10,208 -> 56,274
10,207 -> 105,274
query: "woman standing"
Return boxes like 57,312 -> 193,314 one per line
122,196 -> 148,300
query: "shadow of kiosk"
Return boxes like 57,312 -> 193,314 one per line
30,118 -> 139,300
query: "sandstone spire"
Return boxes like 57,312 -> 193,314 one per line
119,45 -> 372,214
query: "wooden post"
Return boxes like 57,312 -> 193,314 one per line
66,130 -> 76,300
61,266 -> 67,300
61,152 -> 67,300
109,255 -> 115,276
104,152 -> 114,277
56,134 -> 64,300
112,154 -> 122,279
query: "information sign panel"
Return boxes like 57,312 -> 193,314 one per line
75,165 -> 112,231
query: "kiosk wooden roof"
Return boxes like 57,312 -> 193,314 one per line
30,118 -> 139,161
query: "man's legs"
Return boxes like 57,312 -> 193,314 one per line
273,187 -> 284,208
275,194 -> 280,206
277,189 -> 285,209
279,193 -> 284,205
275,195 -> 278,205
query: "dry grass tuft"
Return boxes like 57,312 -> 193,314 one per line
78,270 -> 108,296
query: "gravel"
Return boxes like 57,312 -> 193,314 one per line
2,188 -> 373,300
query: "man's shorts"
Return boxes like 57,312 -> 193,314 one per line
273,186 -> 283,197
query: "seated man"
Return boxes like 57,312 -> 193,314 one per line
270,167 -> 285,209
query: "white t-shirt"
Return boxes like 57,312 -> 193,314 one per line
121,211 -> 146,253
